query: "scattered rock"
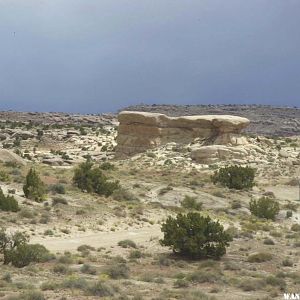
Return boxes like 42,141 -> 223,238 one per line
67,130 -> 80,136
42,158 -> 64,166
279,150 -> 289,158
12,130 -> 35,139
191,145 -> 249,164
263,191 -> 276,198
0,133 -> 7,141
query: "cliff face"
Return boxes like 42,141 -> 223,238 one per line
115,111 -> 250,158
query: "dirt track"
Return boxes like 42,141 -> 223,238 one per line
31,225 -> 162,252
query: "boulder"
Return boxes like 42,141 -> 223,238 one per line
0,133 -> 7,141
116,111 -> 250,158
42,158 -> 64,166
12,130 -> 35,139
191,145 -> 249,164
67,130 -> 80,136
279,150 -> 289,158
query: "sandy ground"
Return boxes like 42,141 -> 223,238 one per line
265,185 -> 299,201
31,224 -> 162,252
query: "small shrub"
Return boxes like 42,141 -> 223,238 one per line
160,212 -> 231,259
112,188 -> 137,202
284,202 -> 298,212
53,264 -> 70,274
146,152 -> 156,158
239,279 -> 266,291
270,230 -> 282,238
44,229 -> 54,236
186,270 -> 220,283
73,160 -> 119,197
180,195 -> 202,211
23,168 -> 46,202
139,273 -> 157,282
39,213 -> 50,224
291,224 -> 300,232
231,200 -> 242,209
158,185 -> 173,195
49,184 -> 66,194
100,162 -> 115,170
282,258 -> 293,267
0,170 -> 10,182
79,127 -> 87,135
199,259 -> 220,269
129,250 -> 143,259
265,275 -> 286,289
211,165 -> 255,190
156,255 -> 172,267
164,159 -> 172,165
8,290 -> 45,300
52,196 -> 68,206
7,244 -> 52,267
81,263 -> 97,275
77,244 -> 95,252
104,263 -> 130,279
247,252 -> 272,263
60,228 -> 70,234
58,254 -> 73,264
0,188 -> 19,212
2,272 -> 12,283
174,278 -> 189,288
118,239 -> 137,249
263,238 -> 275,245
40,281 -> 59,291
85,280 -> 115,297
287,178 -> 300,186
62,275 -> 87,289
249,197 -> 280,220
0,229 -> 52,267
225,226 -> 239,239
212,191 -> 226,198
19,208 -> 35,219
224,261 -> 240,271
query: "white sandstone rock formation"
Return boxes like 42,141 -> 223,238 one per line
116,111 -> 250,158
190,145 -> 249,164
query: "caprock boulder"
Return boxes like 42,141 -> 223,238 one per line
115,111 -> 250,159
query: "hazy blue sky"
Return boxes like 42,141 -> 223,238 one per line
0,0 -> 299,113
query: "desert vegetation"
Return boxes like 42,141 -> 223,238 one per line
0,112 -> 299,299
160,212 -> 232,259
211,165 -> 256,190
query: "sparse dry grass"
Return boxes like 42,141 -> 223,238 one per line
0,123 -> 300,299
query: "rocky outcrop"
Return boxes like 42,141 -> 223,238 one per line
123,104 -> 300,137
116,111 -> 250,158
0,149 -> 26,165
42,158 -> 64,166
190,145 -> 249,164
12,130 -> 36,139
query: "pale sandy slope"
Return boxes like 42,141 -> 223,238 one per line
31,225 -> 162,252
